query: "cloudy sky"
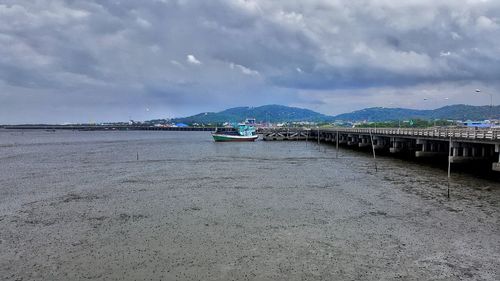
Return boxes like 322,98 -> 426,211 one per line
1,0 -> 500,123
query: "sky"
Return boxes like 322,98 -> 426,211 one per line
1,0 -> 500,124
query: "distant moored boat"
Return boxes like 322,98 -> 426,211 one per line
212,119 -> 258,142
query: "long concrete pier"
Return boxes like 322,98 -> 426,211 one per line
262,127 -> 500,172
0,124 -> 231,132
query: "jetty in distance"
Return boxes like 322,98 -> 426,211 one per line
262,127 -> 500,172
0,124 -> 228,132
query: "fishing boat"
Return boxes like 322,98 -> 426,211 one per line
212,120 -> 258,142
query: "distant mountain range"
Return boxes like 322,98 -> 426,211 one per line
335,105 -> 500,121
171,105 -> 330,124
170,104 -> 500,124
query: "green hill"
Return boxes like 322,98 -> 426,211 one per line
334,104 -> 500,121
171,104 -> 331,124
167,104 -> 499,125
333,107 -> 429,121
429,105 -> 499,120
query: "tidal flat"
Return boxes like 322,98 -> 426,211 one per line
0,130 -> 499,280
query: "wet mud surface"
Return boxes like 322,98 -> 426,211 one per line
0,130 -> 499,280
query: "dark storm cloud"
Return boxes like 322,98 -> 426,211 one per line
0,0 -> 499,123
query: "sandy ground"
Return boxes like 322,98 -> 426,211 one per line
0,130 -> 499,280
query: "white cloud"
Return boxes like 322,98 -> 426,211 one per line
451,32 -> 462,40
476,16 -> 498,30
136,17 -> 152,28
229,63 -> 259,76
170,60 -> 183,68
186,54 -> 201,65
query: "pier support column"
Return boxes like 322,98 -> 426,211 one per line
415,139 -> 447,158
450,143 -> 491,163
493,144 -> 500,172
373,137 -> 387,150
339,135 -> 348,144
359,136 -> 371,148
390,138 -> 402,153
329,133 -> 336,143
450,142 -> 462,163
348,134 -> 359,146
463,144 -> 470,157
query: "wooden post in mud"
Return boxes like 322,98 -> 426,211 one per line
317,127 -> 320,145
137,152 -> 139,161
448,137 -> 452,178
447,137 -> 452,198
369,130 -> 377,172
336,131 -> 339,159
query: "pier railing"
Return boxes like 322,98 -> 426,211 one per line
261,127 -> 500,141
328,127 -> 500,141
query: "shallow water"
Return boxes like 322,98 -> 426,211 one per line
0,130 -> 499,280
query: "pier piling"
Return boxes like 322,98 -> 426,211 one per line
336,131 -> 339,159
369,130 -> 377,172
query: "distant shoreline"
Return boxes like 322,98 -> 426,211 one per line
0,125 -> 223,131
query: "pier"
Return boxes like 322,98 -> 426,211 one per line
0,124 -> 231,132
262,127 -> 500,172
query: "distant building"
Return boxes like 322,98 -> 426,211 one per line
463,120 -> 492,128
174,123 -> 189,127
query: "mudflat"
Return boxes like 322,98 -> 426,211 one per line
1,130 -> 499,280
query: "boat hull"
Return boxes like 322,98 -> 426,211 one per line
212,134 -> 258,142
